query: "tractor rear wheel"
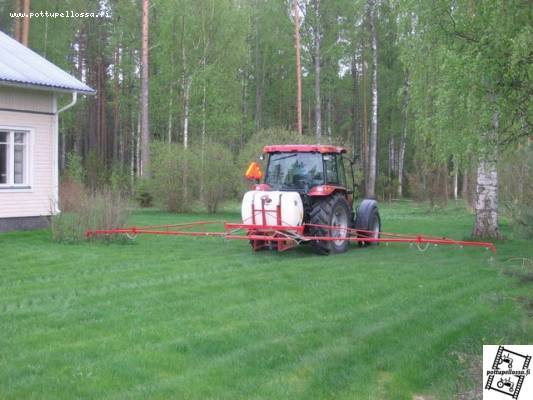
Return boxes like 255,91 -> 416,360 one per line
309,193 -> 351,255
354,199 -> 381,246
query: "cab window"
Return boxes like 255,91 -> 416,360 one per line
324,154 -> 339,184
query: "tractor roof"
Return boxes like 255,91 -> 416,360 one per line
263,144 -> 346,154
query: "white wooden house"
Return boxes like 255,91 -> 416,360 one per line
0,31 -> 94,231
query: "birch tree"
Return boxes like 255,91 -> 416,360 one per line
140,0 -> 150,176
366,0 -> 378,198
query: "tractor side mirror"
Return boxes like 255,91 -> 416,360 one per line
245,161 -> 263,181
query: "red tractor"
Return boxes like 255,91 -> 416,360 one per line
243,144 -> 381,254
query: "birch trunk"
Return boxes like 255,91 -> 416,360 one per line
136,113 -> 141,177
362,52 -> 368,180
313,0 -> 321,141
398,73 -> 409,197
351,52 -> 360,157
472,98 -> 501,239
453,162 -> 458,200
130,101 -> 135,186
182,77 -> 191,149
167,93 -> 173,144
140,0 -> 150,176
366,0 -> 378,198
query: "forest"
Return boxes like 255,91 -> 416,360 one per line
1,0 -> 531,239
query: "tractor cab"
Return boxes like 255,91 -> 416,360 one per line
261,145 -> 348,196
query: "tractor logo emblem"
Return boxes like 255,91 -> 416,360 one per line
484,345 -> 532,399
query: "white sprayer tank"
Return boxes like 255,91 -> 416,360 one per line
241,190 -> 304,227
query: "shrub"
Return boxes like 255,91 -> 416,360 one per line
135,178 -> 153,208
52,189 -> 130,243
65,152 -> 85,183
149,141 -> 198,212
59,176 -> 88,213
200,142 -> 238,213
110,163 -> 131,196
85,150 -> 108,190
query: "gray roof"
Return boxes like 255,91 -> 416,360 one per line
0,30 -> 95,94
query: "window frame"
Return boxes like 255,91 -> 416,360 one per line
0,126 -> 33,191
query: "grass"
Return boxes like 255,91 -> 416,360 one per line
0,201 -> 531,399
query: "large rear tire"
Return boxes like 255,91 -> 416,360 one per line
309,193 -> 351,255
354,199 -> 381,246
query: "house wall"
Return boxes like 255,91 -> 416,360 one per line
0,86 -> 53,113
0,87 -> 56,223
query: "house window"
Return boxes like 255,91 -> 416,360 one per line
0,130 -> 29,187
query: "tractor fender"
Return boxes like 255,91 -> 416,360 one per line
353,199 -> 379,229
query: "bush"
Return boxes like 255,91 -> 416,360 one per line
200,142 -> 238,213
500,145 -> 533,238
59,176 -> 88,213
135,178 -> 153,208
52,188 -> 130,243
149,141 -> 198,212
110,163 -> 131,196
65,152 -> 85,183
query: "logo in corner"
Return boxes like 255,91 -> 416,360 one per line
483,345 -> 532,399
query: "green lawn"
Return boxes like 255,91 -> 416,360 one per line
1,201 -> 531,399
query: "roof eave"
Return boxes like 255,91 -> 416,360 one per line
0,79 -> 96,95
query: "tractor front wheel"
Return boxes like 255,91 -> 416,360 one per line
309,193 -> 351,255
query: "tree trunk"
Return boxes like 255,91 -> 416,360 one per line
130,106 -> 136,187
14,0 -> 21,42
398,72 -> 409,197
362,37 -> 369,184
351,52 -> 360,158
293,0 -> 302,135
313,0 -> 321,141
472,97 -> 501,239
366,0 -> 378,198
327,94 -> 332,144
113,45 -> 121,161
140,0 -> 150,176
240,64 -> 248,147
136,113 -> 141,177
167,92 -> 173,144
254,1 -> 262,132
388,137 -> 395,178
182,77 -> 191,149
453,161 -> 458,200
21,0 -> 30,46
180,14 -> 190,150
461,168 -> 468,199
